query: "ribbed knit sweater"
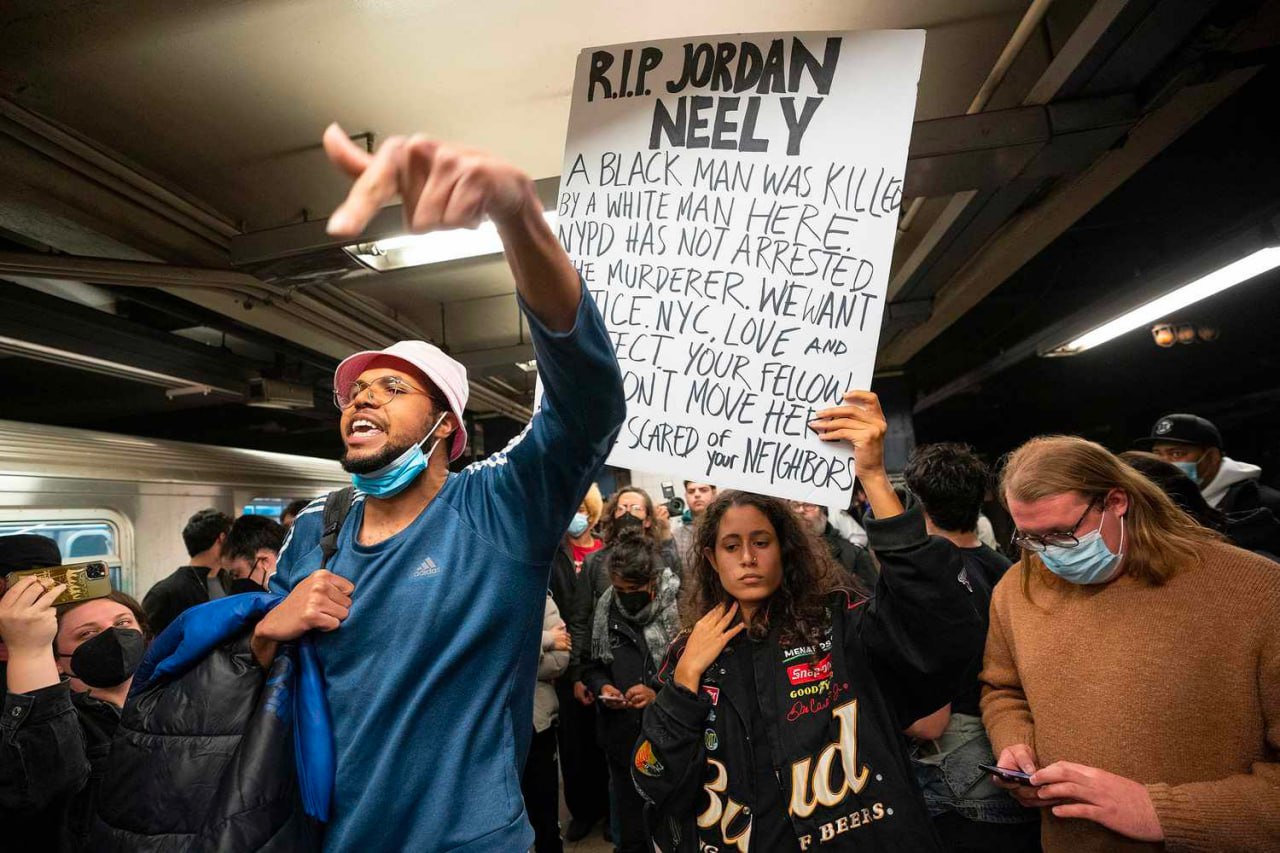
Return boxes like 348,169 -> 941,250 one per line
981,539 -> 1280,852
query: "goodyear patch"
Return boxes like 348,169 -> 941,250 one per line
635,739 -> 665,778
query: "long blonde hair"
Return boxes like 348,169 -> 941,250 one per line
1000,435 -> 1222,594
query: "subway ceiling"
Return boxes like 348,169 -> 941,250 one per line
0,0 -> 1276,460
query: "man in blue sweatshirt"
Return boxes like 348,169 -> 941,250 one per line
258,125 -> 626,852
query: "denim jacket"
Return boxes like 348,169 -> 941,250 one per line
912,712 -> 1038,824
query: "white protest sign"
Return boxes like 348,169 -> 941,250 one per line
556,30 -> 924,504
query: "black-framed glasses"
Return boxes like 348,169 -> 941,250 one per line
1011,497 -> 1099,552
334,375 -> 426,410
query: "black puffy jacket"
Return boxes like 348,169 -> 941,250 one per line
91,596 -> 319,852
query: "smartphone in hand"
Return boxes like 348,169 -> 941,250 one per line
977,763 -> 1038,786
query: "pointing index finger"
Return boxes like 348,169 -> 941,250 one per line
323,123 -> 372,178
326,135 -> 407,237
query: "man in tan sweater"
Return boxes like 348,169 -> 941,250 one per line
981,435 -> 1280,852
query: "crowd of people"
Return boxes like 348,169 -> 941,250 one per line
0,129 -> 1276,853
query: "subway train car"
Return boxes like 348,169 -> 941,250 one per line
0,418 -> 347,598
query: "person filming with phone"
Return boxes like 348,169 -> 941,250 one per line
983,436 -> 1280,852
0,534 -> 150,853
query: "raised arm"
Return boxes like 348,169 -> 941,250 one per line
811,391 -> 983,725
0,579 -> 91,810
323,124 -> 579,331
322,125 -> 625,562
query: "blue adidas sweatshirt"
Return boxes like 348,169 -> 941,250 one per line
271,281 -> 625,852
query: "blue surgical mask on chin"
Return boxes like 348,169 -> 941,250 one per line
567,513 -> 590,537
1039,510 -> 1126,585
351,412 -> 448,499
1172,460 -> 1200,485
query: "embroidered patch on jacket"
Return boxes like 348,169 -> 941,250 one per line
635,739 -> 665,777
702,685 -> 720,706
787,654 -> 832,686
704,729 -> 719,751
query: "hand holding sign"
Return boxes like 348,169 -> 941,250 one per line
809,390 -> 887,475
323,123 -> 535,237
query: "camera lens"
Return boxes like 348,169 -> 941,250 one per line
85,562 -> 107,579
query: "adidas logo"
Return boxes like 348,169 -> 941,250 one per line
413,556 -> 442,578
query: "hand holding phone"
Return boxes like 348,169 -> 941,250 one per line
598,684 -> 627,708
4,561 -> 111,606
978,763 -> 1038,786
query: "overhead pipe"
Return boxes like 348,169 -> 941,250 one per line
0,251 -> 385,352
897,0 -> 1057,237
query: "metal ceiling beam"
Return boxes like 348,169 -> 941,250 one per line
0,285 -> 251,396
879,65 -> 1258,369
879,0 -> 1258,366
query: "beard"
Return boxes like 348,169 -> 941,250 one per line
340,438 -> 415,474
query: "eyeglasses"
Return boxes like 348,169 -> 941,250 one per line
789,501 -> 822,513
1010,497 -> 1099,552
334,375 -> 426,410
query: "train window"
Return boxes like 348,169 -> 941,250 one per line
0,511 -> 134,595
242,497 -> 317,520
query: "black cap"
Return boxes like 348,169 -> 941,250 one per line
0,534 -> 62,575
1133,413 -> 1222,450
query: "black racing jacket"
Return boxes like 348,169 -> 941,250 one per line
633,504 -> 984,852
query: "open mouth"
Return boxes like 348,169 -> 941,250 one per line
346,417 -> 386,445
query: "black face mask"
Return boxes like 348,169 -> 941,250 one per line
62,628 -> 145,688
613,514 -> 645,537
229,578 -> 266,595
617,589 -> 653,613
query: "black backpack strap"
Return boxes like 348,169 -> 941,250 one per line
318,487 -> 355,571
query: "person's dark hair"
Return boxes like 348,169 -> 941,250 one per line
1119,450 -> 1228,532
600,488 -> 656,542
182,509 -> 232,557
605,527 -> 661,586
281,499 -> 311,522
685,490 -> 846,649
903,442 -> 991,533
57,590 -> 152,641
224,515 -> 286,562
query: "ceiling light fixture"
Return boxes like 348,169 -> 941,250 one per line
1044,246 -> 1280,356
343,210 -> 559,271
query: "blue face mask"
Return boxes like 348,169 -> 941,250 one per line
350,412 -> 448,499
1039,510 -> 1126,585
1172,460 -> 1200,485
567,513 -> 590,537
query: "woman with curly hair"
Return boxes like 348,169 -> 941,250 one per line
633,391 -> 984,853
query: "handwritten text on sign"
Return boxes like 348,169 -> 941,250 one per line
558,31 -> 924,504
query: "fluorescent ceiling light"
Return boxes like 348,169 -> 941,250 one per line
1045,246 -> 1280,356
344,210 -> 558,271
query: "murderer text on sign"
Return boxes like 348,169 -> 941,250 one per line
557,30 -> 924,504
